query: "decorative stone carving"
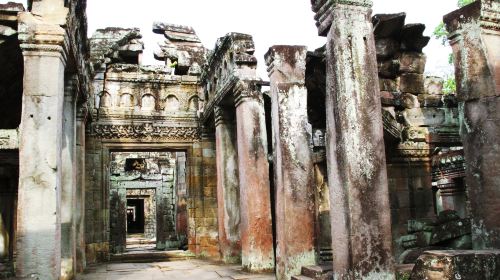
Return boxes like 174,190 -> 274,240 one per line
92,124 -> 200,140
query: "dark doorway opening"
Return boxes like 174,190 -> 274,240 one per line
127,199 -> 145,234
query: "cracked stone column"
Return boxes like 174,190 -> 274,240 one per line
444,0 -> 500,249
16,13 -> 67,279
311,0 -> 395,278
214,106 -> 241,264
234,82 -> 275,272
75,105 -> 87,273
61,75 -> 77,280
265,46 -> 316,280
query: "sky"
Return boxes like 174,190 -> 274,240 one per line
2,0 -> 459,78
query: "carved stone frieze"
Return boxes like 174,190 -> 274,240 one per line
92,123 -> 200,140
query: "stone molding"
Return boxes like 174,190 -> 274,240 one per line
17,12 -> 69,62
92,123 -> 200,140
213,106 -> 228,127
311,0 -> 373,36
233,80 -> 263,108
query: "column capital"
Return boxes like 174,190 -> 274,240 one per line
214,106 -> 227,127
233,80 -> 263,108
76,103 -> 89,123
444,0 -> 500,37
265,45 -> 307,82
311,0 -> 373,36
17,12 -> 68,62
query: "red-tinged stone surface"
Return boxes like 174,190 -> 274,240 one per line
265,45 -> 316,280
235,84 -> 275,273
444,0 -> 500,249
215,106 -> 241,264
313,1 -> 395,278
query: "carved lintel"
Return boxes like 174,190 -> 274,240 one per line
92,124 -> 201,141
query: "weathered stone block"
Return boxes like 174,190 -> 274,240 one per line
408,219 -> 435,234
375,38 -> 400,59
401,92 -> 420,109
411,250 -> 500,280
425,76 -> 444,95
400,73 -> 425,94
399,52 -> 426,74
430,218 -> 471,245
418,94 -> 443,107
400,108 -> 458,127
379,78 -> 400,92
378,59 -> 400,78
381,91 -> 396,106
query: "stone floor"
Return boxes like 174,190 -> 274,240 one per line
77,260 -> 276,280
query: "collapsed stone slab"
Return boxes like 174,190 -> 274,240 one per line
411,250 -> 500,280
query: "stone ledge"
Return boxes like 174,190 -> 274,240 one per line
411,250 -> 500,280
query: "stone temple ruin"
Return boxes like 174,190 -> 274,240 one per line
0,0 -> 499,279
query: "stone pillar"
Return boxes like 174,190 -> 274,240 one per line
16,13 -> 67,279
214,106 -> 241,264
234,82 -> 275,272
265,46 -> 316,279
60,75 -> 77,280
75,105 -> 87,273
444,0 -> 500,249
311,0 -> 395,278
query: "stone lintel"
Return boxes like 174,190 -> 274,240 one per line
311,0 -> 373,36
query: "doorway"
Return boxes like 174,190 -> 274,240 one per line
127,199 -> 145,234
109,150 -> 188,254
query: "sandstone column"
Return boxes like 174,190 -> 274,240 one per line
61,75 -> 77,280
311,0 -> 395,278
16,13 -> 67,279
234,82 -> 275,272
265,46 -> 316,279
444,0 -> 500,249
214,106 -> 241,264
75,104 -> 87,272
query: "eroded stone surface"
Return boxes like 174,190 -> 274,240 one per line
411,250 -> 500,280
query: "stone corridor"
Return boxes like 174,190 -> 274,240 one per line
0,0 -> 499,279
76,260 -> 274,280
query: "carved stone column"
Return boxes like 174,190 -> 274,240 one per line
444,0 -> 500,249
214,106 -> 241,264
265,46 -> 316,279
75,104 -> 87,273
16,12 -> 68,279
234,81 -> 275,272
61,75 -> 77,280
311,0 -> 395,278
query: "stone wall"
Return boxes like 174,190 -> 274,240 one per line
372,13 -> 463,260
